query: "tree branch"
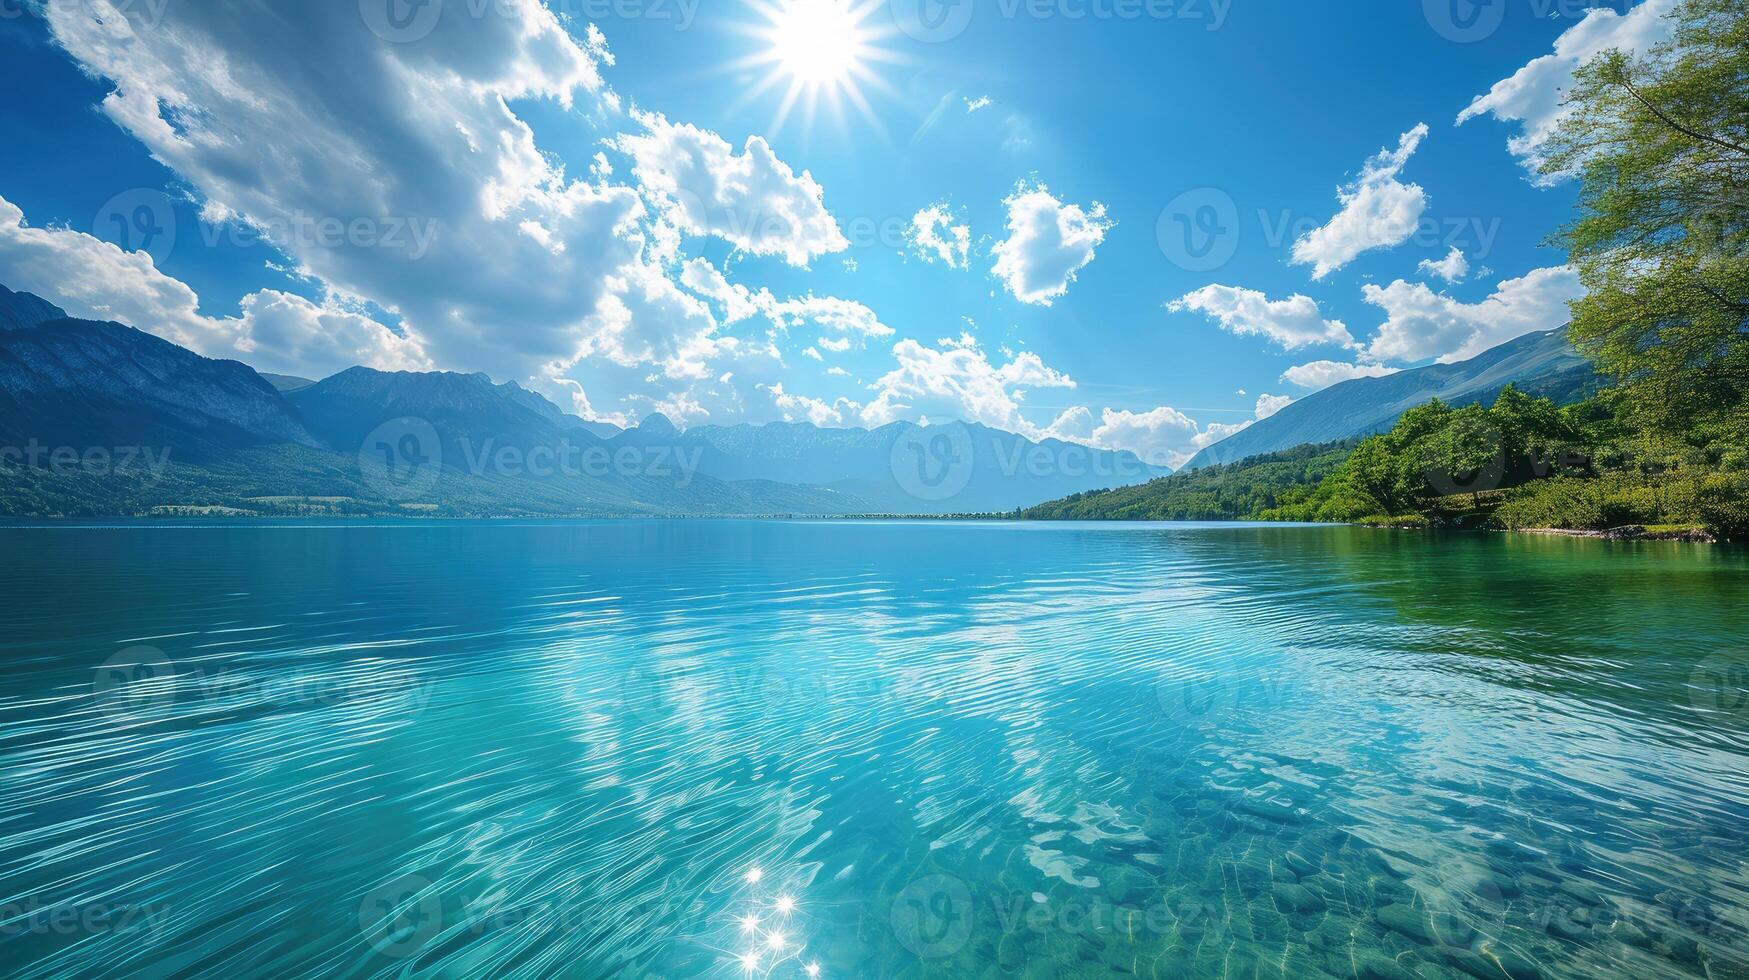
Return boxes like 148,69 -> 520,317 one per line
1617,76 -> 1749,158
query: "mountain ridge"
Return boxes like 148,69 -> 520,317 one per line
1183,327 -> 1600,470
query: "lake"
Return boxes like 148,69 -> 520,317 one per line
0,520 -> 1746,979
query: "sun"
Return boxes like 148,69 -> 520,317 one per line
771,0 -> 867,85
734,0 -> 898,137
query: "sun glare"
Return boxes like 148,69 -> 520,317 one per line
772,0 -> 865,84
736,0 -> 896,137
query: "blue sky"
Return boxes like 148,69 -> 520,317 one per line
0,0 -> 1676,465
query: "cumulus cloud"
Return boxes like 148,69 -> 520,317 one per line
0,194 -> 428,379
860,334 -> 1076,436
905,204 -> 972,269
1169,284 -> 1355,350
1362,266 -> 1583,364
1417,247 -> 1469,283
40,0 -> 652,386
1086,407 -> 1204,468
614,112 -> 848,267
1292,124 -> 1430,279
1280,360 -> 1399,391
990,182 -> 1113,305
762,381 -> 857,427
1457,0 -> 1677,181
1254,393 -> 1293,420
679,258 -> 893,345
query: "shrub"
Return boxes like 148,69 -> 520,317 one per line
1599,488 -> 1659,527
1356,514 -> 1430,530
1697,474 -> 1749,543
1494,478 -> 1605,530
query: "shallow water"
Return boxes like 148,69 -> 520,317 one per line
0,520 -> 1746,979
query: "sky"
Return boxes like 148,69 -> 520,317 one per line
0,0 -> 1678,467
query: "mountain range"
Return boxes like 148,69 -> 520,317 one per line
1182,327 -> 1601,470
0,283 -> 1168,517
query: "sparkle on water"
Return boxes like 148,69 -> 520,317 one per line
1,519 -> 1747,978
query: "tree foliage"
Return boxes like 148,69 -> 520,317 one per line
1543,0 -> 1749,435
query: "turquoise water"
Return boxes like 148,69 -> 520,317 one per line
1,521 -> 1747,979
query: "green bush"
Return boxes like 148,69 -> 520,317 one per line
1698,474 -> 1749,542
1494,478 -> 1605,530
1599,488 -> 1660,527
1355,514 -> 1430,530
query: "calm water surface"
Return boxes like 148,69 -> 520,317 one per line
0,521 -> 1746,979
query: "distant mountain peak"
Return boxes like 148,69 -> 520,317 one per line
0,284 -> 69,332
638,412 -> 678,435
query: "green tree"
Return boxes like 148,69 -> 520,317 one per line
1543,0 -> 1749,433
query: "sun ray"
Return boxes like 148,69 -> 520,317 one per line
736,0 -> 895,140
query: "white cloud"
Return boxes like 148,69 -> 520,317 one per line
679,258 -> 891,346
1417,247 -> 1469,283
965,95 -> 993,113
1280,360 -> 1399,391
41,0 -> 645,386
860,335 -> 1075,436
763,294 -> 895,339
1087,406 -> 1204,468
1362,266 -> 1583,364
1170,284 -> 1355,350
1291,124 -> 1430,279
763,382 -> 855,426
572,260 -> 729,382
1457,0 -> 1677,181
990,182 -> 1113,305
906,204 -> 972,269
0,194 -> 428,379
1254,393 -> 1293,420
614,111 -> 848,267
